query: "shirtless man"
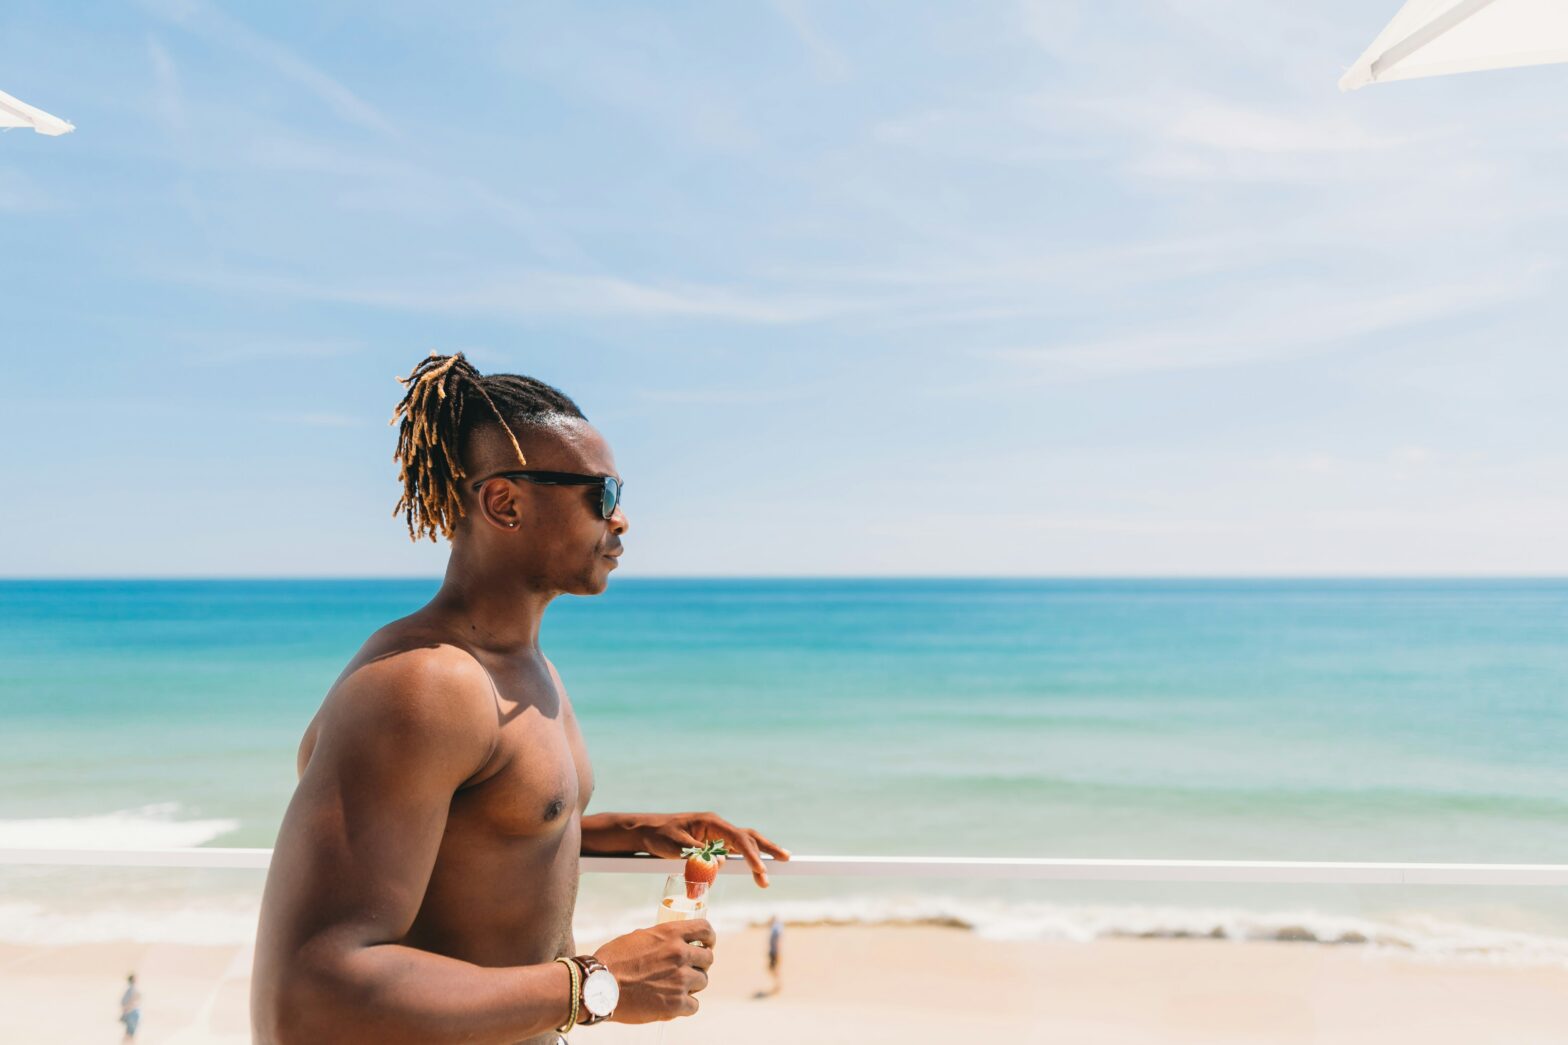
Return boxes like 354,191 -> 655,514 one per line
251,353 -> 789,1044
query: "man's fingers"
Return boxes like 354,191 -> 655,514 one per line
741,839 -> 770,886
750,831 -> 791,861
721,825 -> 768,885
680,918 -> 717,949
686,816 -> 790,883
687,943 -> 715,970
705,817 -> 771,885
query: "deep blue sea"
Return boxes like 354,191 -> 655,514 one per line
2,579 -> 1566,960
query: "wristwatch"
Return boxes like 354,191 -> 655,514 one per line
570,955 -> 619,1025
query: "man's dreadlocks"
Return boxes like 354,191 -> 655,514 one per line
389,352 -> 586,543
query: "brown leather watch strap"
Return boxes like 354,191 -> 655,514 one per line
570,955 -> 614,1026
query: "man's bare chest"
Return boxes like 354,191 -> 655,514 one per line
450,709 -> 596,840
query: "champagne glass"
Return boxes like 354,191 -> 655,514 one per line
653,874 -> 710,1043
656,873 -> 710,925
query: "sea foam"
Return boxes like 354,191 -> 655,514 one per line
0,803 -> 240,849
3,888 -> 1566,968
578,896 -> 1568,971
0,899 -> 263,946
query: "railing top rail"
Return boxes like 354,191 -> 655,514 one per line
3,848 -> 1566,886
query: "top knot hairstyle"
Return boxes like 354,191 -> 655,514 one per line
389,352 -> 587,543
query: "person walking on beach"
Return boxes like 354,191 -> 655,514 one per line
118,973 -> 140,1042
766,915 -> 783,995
252,353 -> 789,1045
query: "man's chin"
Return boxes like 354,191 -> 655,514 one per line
575,563 -> 617,596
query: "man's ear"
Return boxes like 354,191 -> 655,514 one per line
473,480 -> 523,530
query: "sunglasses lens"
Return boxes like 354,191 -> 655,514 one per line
601,478 -> 620,518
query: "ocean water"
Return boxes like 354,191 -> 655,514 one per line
2,579 -> 1566,963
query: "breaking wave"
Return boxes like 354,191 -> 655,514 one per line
0,803 -> 240,849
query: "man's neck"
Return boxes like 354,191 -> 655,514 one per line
430,549 -> 555,654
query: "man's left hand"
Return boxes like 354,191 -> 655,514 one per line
638,812 -> 791,888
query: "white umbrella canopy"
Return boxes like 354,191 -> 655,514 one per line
0,89 -> 74,135
1341,0 -> 1568,90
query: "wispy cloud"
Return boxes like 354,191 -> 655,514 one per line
152,126 -> 587,269
139,0 -> 394,136
146,34 -> 186,132
0,167 -> 54,212
1274,446 -> 1486,479
490,9 -> 762,154
771,0 -> 851,82
631,381 -> 837,406
159,265 -> 872,324
873,86 -> 1421,186
178,334 -> 363,365
762,233 -> 1271,325
1161,96 -> 1400,155
1107,97 -> 1438,185
989,276 -> 1535,377
258,411 -> 365,428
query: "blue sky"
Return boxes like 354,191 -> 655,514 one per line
2,1 -> 1566,577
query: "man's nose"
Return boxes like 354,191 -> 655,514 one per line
609,505 -> 629,535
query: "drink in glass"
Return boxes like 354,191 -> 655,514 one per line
656,873 -> 709,924
652,874 -> 710,1043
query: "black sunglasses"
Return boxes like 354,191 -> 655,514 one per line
470,470 -> 623,520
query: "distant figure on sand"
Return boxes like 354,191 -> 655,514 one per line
752,915 -> 783,998
119,973 -> 141,1041
768,915 -> 783,993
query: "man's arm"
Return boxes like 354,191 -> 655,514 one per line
251,647 -> 573,1045
579,811 -> 655,854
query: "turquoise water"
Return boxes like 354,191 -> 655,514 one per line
3,579 -> 1566,953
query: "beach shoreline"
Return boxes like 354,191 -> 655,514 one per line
4,925 -> 1566,1044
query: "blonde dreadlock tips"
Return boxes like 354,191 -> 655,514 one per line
389,351 -> 531,544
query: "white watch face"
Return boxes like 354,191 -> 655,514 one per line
583,968 -> 619,1016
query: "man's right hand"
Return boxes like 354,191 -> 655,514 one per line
594,919 -> 716,1024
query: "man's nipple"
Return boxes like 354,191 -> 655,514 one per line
543,797 -> 566,822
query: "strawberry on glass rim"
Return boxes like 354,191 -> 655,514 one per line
680,839 -> 728,900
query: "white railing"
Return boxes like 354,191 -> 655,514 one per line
3,847 -> 1567,886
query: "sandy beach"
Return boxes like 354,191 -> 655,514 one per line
4,926 -> 1566,1044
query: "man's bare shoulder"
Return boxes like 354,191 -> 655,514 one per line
307,628 -> 500,777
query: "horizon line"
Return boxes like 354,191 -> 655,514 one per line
4,574 -> 1567,583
